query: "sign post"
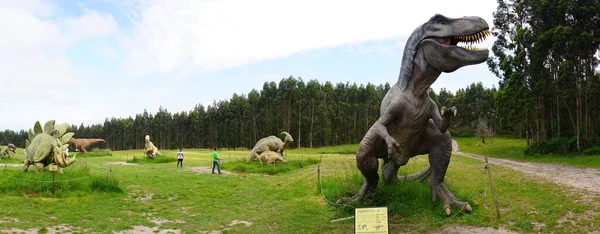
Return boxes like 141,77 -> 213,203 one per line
355,207 -> 388,234
49,164 -> 58,194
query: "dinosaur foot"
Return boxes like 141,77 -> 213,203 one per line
397,165 -> 431,182
430,183 -> 471,216
335,183 -> 375,205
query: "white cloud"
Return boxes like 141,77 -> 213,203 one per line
60,9 -> 119,40
120,0 -> 499,78
0,1 -> 119,101
0,0 -> 120,130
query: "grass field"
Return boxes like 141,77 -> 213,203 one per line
0,146 -> 598,233
454,137 -> 600,168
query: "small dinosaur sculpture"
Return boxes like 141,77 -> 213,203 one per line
258,150 -> 287,165
22,120 -> 76,172
68,138 -> 106,153
246,132 -> 293,162
337,14 -> 490,216
1,143 -> 17,158
144,135 -> 160,158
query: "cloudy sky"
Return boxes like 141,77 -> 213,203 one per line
0,0 -> 500,131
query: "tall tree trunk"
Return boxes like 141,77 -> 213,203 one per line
297,104 -> 301,148
310,102 -> 314,148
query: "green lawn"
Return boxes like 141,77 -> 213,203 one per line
454,137 -> 600,168
0,146 -> 598,233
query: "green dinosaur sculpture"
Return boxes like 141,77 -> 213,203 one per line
22,120 -> 76,172
246,132 -> 293,162
144,135 -> 161,158
258,150 -> 287,165
337,14 -> 490,216
1,143 -> 17,158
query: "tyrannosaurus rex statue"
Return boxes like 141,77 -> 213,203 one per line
68,138 -> 106,153
337,14 -> 490,216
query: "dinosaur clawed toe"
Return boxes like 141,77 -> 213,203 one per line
430,183 -> 472,216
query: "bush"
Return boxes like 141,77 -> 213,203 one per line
127,155 -> 177,164
525,136 -> 600,155
582,146 -> 600,156
77,151 -> 113,157
0,165 -> 122,197
221,158 -> 320,175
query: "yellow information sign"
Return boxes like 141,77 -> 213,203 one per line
48,165 -> 58,172
355,207 -> 388,234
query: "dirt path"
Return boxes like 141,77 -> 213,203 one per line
455,152 -> 600,195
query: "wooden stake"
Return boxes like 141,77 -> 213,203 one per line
484,156 -> 500,219
109,166 -> 113,182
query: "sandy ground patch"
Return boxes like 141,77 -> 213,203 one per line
432,225 -> 517,234
0,217 -> 19,224
0,228 -> 39,234
455,152 -> 600,195
0,164 -> 22,168
112,226 -> 182,234
187,167 -> 231,175
149,218 -> 185,226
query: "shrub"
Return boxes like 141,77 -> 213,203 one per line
0,165 -> 122,197
582,146 -> 600,156
127,155 -> 177,164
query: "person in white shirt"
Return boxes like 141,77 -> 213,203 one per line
64,147 -> 69,160
176,148 -> 184,168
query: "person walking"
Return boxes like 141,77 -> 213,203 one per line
176,148 -> 184,168
211,147 -> 221,174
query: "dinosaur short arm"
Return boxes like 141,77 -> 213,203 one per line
431,108 -> 445,133
374,103 -> 402,140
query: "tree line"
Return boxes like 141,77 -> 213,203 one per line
1,77 -> 502,151
488,0 -> 600,153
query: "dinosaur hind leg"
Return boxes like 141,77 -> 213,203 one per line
428,134 -> 471,216
337,128 -> 380,204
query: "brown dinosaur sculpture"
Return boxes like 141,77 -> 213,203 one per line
68,138 -> 106,153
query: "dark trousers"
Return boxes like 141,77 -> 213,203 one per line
212,161 -> 221,174
177,159 -> 183,168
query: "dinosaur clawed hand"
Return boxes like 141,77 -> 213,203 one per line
385,136 -> 402,158
430,183 -> 472,216
441,106 -> 457,118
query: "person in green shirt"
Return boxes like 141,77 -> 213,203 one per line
211,147 -> 221,174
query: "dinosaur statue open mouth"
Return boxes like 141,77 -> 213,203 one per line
432,29 -> 490,51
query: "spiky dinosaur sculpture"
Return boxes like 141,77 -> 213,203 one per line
22,120 -> 76,172
337,14 -> 490,216
144,135 -> 160,158
68,138 -> 106,153
1,144 -> 17,158
258,150 -> 287,165
246,132 -> 293,162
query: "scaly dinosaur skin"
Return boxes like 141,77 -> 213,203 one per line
246,132 -> 293,162
258,150 -> 288,165
1,143 -> 16,158
68,138 -> 105,153
337,14 -> 490,216
22,120 -> 76,172
144,135 -> 161,158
